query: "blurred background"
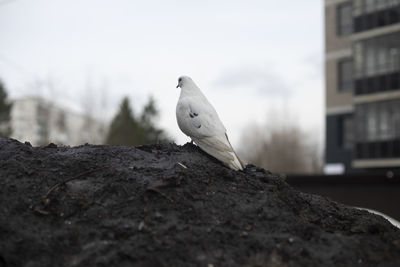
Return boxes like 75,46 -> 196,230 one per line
0,0 -> 324,172
0,1 -> 399,220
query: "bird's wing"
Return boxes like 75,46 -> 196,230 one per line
186,99 -> 227,139
177,97 -> 244,170
187,100 -> 245,169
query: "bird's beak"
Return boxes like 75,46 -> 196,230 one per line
176,84 -> 180,88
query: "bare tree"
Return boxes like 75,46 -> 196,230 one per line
238,111 -> 322,174
78,73 -> 108,144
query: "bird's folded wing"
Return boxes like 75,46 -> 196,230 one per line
188,102 -> 226,138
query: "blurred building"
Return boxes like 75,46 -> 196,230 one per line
10,97 -> 107,146
325,0 -> 400,174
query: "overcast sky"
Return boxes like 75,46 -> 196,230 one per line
0,0 -> 324,147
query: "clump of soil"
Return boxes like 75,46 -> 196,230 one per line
0,138 -> 399,267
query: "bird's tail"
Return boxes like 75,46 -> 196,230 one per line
193,134 -> 245,171
224,133 -> 245,170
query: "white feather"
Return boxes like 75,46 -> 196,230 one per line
176,76 -> 244,171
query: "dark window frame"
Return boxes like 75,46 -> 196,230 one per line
354,99 -> 400,159
353,31 -> 400,95
353,0 -> 400,32
338,114 -> 354,150
338,59 -> 354,92
337,2 -> 353,36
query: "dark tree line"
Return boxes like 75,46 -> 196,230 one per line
0,76 -> 171,146
106,96 -> 171,146
0,80 -> 11,138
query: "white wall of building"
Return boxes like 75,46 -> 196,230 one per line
10,97 -> 107,146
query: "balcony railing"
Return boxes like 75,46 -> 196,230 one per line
355,139 -> 400,159
354,4 -> 400,33
355,71 -> 400,95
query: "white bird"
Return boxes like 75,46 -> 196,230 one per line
175,76 -> 245,171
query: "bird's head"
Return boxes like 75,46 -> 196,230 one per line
176,76 -> 193,89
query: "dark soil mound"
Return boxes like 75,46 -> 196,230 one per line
0,138 -> 400,267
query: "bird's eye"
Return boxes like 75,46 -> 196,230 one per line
178,78 -> 182,83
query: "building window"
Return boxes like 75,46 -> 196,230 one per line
337,3 -> 353,36
353,0 -> 400,32
355,99 -> 400,142
354,32 -> 400,95
338,59 -> 354,92
355,99 -> 400,159
338,114 -> 353,149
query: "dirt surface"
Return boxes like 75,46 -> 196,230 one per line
1,138 -> 400,267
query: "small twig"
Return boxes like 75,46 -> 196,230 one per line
82,200 -> 105,210
44,166 -> 108,200
120,184 -> 130,197
34,209 -> 50,215
147,187 -> 174,203
177,162 -> 188,169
